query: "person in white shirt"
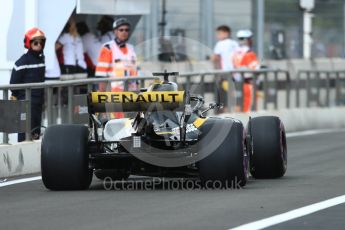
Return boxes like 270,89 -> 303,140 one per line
212,25 -> 239,70
56,17 -> 87,74
211,25 -> 239,113
76,21 -> 102,76
97,16 -> 115,44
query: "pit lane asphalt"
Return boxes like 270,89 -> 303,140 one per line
1,130 -> 345,230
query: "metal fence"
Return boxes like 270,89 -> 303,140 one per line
1,69 -> 345,144
296,70 -> 345,107
0,76 -> 158,143
176,69 -> 291,111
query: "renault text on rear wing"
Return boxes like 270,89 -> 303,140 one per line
88,91 -> 185,113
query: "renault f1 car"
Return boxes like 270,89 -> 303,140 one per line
41,71 -> 287,190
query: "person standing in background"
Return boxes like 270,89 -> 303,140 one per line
211,25 -> 239,112
232,29 -> 260,113
76,21 -> 101,76
95,17 -> 138,118
10,28 -> 46,142
95,17 -> 137,89
56,17 -> 87,74
97,16 -> 115,44
212,25 -> 239,70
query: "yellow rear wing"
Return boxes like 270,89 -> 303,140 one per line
88,91 -> 185,113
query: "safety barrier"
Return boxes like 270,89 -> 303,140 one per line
1,69 -> 345,144
296,70 -> 345,107
0,76 -> 158,144
176,69 -> 290,111
173,69 -> 345,110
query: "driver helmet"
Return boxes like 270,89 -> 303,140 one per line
148,81 -> 178,92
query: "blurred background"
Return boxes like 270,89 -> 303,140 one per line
1,0 -> 345,81
2,0 -> 345,144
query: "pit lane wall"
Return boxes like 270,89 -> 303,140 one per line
0,141 -> 41,179
1,107 -> 345,179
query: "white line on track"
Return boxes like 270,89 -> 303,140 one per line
0,176 -> 41,187
286,128 -> 345,138
229,195 -> 345,230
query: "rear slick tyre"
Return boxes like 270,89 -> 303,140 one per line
198,119 -> 248,188
41,125 -> 92,190
249,116 -> 287,179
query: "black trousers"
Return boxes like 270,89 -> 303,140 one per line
60,65 -> 86,74
18,101 -> 43,142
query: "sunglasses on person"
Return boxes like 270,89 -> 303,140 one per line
31,40 -> 45,46
118,28 -> 130,32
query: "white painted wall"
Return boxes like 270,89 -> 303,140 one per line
0,0 -> 76,83
38,0 -> 76,77
0,1 -> 16,85
77,0 -> 150,15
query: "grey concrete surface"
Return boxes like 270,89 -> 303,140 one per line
266,204 -> 345,230
1,131 -> 345,230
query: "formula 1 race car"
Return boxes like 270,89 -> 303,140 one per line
41,71 -> 287,190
